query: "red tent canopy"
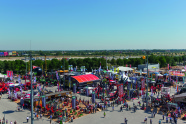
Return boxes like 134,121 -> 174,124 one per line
72,74 -> 99,83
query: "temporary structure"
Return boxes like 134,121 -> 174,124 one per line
117,66 -> 133,72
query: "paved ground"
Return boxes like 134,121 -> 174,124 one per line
66,86 -> 186,124
1,85 -> 186,124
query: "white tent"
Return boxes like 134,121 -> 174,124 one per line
0,73 -> 7,78
117,66 -> 134,72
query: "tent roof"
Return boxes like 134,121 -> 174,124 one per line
72,74 -> 100,83
117,66 -> 133,72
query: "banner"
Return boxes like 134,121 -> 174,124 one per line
117,68 -> 119,73
7,71 -> 13,78
92,92 -> 95,103
72,96 -> 76,109
141,79 -> 145,91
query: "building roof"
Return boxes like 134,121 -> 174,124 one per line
72,74 -> 100,83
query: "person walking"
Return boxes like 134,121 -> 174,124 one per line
50,119 -> 52,124
159,119 -> 161,124
170,117 -> 172,123
150,119 -> 152,124
124,118 -> 128,124
120,106 -> 123,112
162,114 -> 164,120
103,112 -> 106,118
40,114 -> 42,119
175,118 -> 177,124
10,121 -> 12,124
166,116 -> 168,123
6,119 -> 8,124
112,106 -> 114,111
26,116 -> 29,123
144,116 -> 147,124
154,112 -> 156,118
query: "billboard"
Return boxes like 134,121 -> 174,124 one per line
12,51 -> 16,56
4,52 -> 8,56
8,51 -> 12,56
0,52 -> 4,56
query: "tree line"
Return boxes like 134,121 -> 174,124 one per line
0,54 -> 185,74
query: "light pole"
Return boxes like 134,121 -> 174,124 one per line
63,51 -> 65,89
145,51 -> 150,108
30,52 -> 34,124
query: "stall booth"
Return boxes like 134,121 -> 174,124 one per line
33,91 -> 72,109
71,74 -> 100,90
173,93 -> 186,103
169,71 -> 185,83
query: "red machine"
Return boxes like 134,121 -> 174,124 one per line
0,82 -> 8,93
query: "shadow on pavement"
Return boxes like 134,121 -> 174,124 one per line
2,110 -> 14,114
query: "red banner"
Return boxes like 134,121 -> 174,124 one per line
117,84 -> 123,100
141,79 -> 145,91
7,71 -> 13,77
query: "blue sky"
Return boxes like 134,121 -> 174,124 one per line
0,0 -> 186,50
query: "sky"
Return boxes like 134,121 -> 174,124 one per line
0,0 -> 186,50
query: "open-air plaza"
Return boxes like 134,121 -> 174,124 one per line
1,59 -> 186,124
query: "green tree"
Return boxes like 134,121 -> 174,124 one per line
159,56 -> 167,67
116,58 -> 124,66
0,61 -> 4,73
110,58 -> 116,65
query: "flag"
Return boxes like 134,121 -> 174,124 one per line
20,86 -> 22,94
